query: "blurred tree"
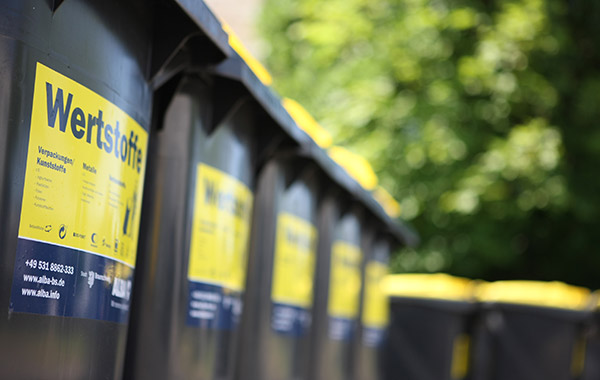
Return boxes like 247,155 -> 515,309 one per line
259,0 -> 600,288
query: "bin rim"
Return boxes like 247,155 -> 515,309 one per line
312,145 -> 419,247
389,295 -> 477,315
174,0 -> 232,57
221,22 -> 273,86
475,280 -> 592,311
478,300 -> 593,322
206,17 -> 419,248
210,57 -> 418,248
212,55 -> 311,145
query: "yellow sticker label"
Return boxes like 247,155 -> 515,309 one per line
451,334 -> 470,379
571,337 -> 586,377
187,164 -> 253,291
327,241 -> 363,319
271,213 -> 317,307
361,261 -> 390,328
18,62 -> 148,267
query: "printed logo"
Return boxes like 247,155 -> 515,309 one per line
88,270 -> 95,288
58,224 -> 67,240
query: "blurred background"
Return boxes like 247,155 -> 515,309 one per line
206,0 -> 600,290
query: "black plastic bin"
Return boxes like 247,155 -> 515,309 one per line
310,195 -> 367,380
236,153 -> 321,380
382,274 -> 476,380
471,281 -> 591,380
582,303 -> 600,380
124,75 -> 264,379
123,14 -> 292,377
354,232 -> 393,380
0,1 -> 155,378
307,143 -> 396,380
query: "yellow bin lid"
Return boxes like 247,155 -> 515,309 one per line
282,98 -> 333,148
475,281 -> 591,311
383,273 -> 475,302
221,23 -> 273,86
328,146 -> 378,191
373,186 -> 401,218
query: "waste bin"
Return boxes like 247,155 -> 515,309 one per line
582,296 -> 600,380
382,274 -> 476,380
308,145 -> 380,380
471,281 -> 592,380
354,232 -> 392,380
236,153 -> 321,380
0,1 -> 155,378
310,197 -> 366,380
124,69 -> 267,378
123,8 -> 295,379
353,186 -> 401,380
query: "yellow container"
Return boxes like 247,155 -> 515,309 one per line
282,98 -> 333,148
383,273 -> 476,302
328,146 -> 378,191
475,280 -> 591,311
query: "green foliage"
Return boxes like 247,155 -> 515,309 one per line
260,0 -> 600,288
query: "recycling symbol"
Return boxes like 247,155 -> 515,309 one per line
59,224 -> 67,240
